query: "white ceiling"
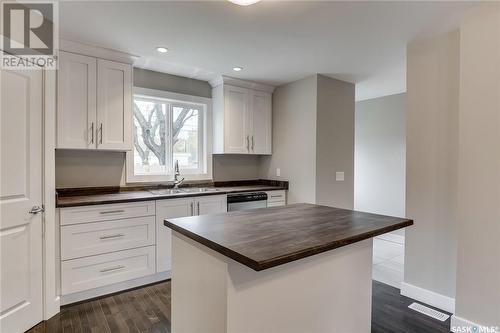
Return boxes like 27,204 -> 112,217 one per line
59,1 -> 476,101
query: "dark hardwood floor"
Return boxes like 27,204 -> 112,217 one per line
27,280 -> 450,333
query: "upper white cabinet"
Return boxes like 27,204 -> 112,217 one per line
57,51 -> 97,149
57,44 -> 133,151
212,77 -> 273,155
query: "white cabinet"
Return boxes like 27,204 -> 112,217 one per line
266,190 -> 287,207
212,77 -> 273,155
96,59 -> 132,150
57,51 -> 132,151
57,51 -> 97,149
156,195 -> 227,273
251,91 -> 272,154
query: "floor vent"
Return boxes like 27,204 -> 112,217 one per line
408,302 -> 450,322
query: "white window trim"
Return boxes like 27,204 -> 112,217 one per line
126,87 -> 212,184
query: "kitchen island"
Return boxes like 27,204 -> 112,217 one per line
164,203 -> 412,333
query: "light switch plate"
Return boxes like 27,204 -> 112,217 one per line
335,172 -> 345,181
276,168 -> 281,177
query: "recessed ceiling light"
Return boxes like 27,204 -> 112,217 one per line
156,47 -> 168,53
233,66 -> 243,72
228,0 -> 261,6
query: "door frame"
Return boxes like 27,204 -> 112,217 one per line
43,69 -> 60,320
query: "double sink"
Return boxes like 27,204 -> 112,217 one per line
148,187 -> 220,195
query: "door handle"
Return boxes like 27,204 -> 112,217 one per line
197,201 -> 200,215
90,122 -> 94,144
99,123 -> 103,144
252,136 -> 254,151
99,265 -> 125,273
190,202 -> 194,216
29,205 -> 45,214
246,135 -> 250,152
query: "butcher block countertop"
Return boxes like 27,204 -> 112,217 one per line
164,203 -> 413,271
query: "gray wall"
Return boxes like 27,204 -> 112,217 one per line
455,3 -> 500,327
260,74 -> 355,207
55,69 -> 261,188
405,31 -> 459,300
260,75 -> 318,203
315,75 -> 355,209
354,93 -> 406,221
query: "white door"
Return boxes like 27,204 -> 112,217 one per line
250,91 -> 272,154
155,198 -> 193,273
224,85 -> 249,153
0,68 -> 44,333
96,59 -> 132,150
57,51 -> 97,149
196,195 -> 227,215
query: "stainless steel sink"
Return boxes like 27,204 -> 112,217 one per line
149,187 -> 219,195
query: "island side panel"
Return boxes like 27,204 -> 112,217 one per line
171,231 -> 228,333
226,239 -> 373,333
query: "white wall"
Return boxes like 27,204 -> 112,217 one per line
455,3 -> 500,328
259,75 -> 318,204
354,93 -> 406,219
260,74 -> 355,206
316,75 -> 355,209
405,30 -> 460,301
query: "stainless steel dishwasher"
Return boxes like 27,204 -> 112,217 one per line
227,192 -> 268,211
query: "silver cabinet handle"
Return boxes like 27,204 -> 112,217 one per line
197,201 -> 200,215
29,205 -> 45,214
246,135 -> 250,152
99,209 -> 125,215
99,233 -> 125,240
252,136 -> 254,151
99,123 -> 103,144
270,195 -> 283,198
90,122 -> 94,144
190,202 -> 194,216
99,265 -> 125,273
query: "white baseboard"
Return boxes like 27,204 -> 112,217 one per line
451,315 -> 499,333
60,271 -> 171,305
401,282 -> 455,313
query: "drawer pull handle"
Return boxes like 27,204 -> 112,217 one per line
99,233 -> 125,240
270,195 -> 283,198
99,209 -> 125,215
100,265 -> 125,273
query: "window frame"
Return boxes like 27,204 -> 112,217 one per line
126,87 -> 212,184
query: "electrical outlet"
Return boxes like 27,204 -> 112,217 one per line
276,168 -> 281,177
335,172 -> 345,181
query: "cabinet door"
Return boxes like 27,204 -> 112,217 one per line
224,85 -> 250,153
196,195 -> 227,215
96,59 -> 132,150
57,51 -> 97,149
155,198 -> 193,273
250,91 -> 272,154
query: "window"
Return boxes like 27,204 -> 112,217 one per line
127,88 -> 211,182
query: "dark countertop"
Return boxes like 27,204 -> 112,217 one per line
164,203 -> 413,271
56,180 -> 288,208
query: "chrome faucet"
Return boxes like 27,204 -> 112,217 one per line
173,160 -> 185,189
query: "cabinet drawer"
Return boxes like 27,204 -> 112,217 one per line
61,246 -> 155,295
267,201 -> 286,207
60,201 -> 155,225
61,216 -> 155,260
266,190 -> 286,203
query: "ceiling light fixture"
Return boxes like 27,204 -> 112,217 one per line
156,47 -> 168,53
233,66 -> 243,72
228,0 -> 262,6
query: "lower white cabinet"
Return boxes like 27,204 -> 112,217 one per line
61,246 -> 156,295
61,216 -> 155,260
155,195 -> 227,273
266,190 -> 287,207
